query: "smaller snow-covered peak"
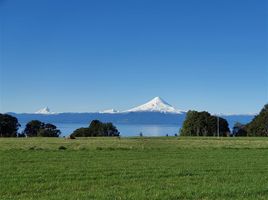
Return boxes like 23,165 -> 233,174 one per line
125,97 -> 184,114
99,109 -> 119,114
35,107 -> 54,114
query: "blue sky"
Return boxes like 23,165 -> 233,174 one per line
1,0 -> 267,114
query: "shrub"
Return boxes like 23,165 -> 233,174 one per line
58,146 -> 67,150
69,134 -> 76,139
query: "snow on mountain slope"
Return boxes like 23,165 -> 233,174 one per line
35,107 -> 54,114
125,97 -> 185,114
33,97 -> 184,114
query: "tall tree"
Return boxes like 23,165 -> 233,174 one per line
246,104 -> 268,136
23,120 -> 44,137
38,123 -> 61,137
180,111 -> 230,136
0,114 -> 20,137
23,120 -> 61,137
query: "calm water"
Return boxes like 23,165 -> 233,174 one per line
19,123 -> 181,137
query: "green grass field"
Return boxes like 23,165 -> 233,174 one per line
0,137 -> 268,200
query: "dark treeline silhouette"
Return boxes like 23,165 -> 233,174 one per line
180,104 -> 268,137
70,120 -> 120,137
0,114 -> 60,137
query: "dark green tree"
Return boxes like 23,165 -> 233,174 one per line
70,120 -> 119,137
233,122 -> 247,136
179,111 -> 199,136
23,120 -> 60,137
71,127 -> 91,137
103,122 -> 120,136
38,123 -> 61,137
246,104 -> 268,136
0,114 -> 20,137
180,110 -> 230,136
23,120 -> 44,137
89,120 -> 104,136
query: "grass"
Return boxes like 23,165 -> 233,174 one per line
0,137 -> 268,199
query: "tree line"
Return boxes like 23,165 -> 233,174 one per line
180,104 -> 268,137
0,104 -> 267,137
0,114 -> 119,138
0,115 -> 62,137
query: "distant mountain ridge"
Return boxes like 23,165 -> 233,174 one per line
29,97 -> 252,116
33,97 -> 184,115
7,97 -> 255,127
99,109 -> 119,114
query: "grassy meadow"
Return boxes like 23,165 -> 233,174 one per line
0,137 -> 268,199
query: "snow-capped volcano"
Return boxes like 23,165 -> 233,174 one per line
125,97 -> 185,114
35,107 -> 54,114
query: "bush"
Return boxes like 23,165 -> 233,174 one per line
58,146 -> 67,150
69,134 -> 76,139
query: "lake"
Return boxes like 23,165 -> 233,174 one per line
19,123 -> 181,137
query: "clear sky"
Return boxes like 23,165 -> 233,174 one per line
1,0 -> 267,114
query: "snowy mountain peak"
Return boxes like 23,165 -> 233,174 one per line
150,96 -> 171,106
35,107 -> 54,114
125,97 -> 185,114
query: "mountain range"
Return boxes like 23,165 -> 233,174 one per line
34,97 -> 184,114
8,97 -> 255,127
